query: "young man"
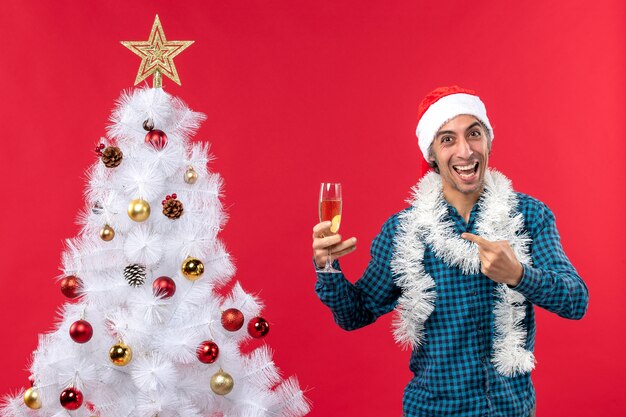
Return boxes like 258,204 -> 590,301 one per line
312,86 -> 589,417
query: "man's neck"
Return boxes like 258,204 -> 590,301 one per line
443,187 -> 483,223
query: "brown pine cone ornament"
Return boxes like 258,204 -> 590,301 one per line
162,194 -> 183,219
101,146 -> 123,168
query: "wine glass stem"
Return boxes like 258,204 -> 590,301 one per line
326,248 -> 332,270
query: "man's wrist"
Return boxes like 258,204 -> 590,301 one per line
507,262 -> 524,287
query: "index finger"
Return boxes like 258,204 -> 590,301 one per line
313,221 -> 332,237
461,232 -> 491,246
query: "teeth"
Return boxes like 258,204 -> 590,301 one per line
453,163 -> 476,170
453,162 -> 478,179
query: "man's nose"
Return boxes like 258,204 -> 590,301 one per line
455,137 -> 474,159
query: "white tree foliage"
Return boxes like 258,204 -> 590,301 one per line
1,87 -> 310,417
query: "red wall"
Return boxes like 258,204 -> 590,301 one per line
0,1 -> 623,416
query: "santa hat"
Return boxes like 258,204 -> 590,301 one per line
416,86 -> 494,161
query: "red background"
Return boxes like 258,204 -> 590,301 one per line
0,1 -> 624,416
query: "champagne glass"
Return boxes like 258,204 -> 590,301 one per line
319,183 -> 342,273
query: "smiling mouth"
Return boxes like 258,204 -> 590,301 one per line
452,162 -> 479,179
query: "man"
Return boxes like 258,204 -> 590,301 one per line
312,86 -> 589,417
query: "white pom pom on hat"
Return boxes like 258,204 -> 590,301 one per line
416,85 -> 493,161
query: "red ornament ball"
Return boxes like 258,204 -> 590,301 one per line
60,276 -> 82,299
247,317 -> 270,338
144,129 -> 168,150
94,143 -> 105,156
69,320 -> 93,343
197,341 -> 219,364
152,276 -> 176,299
60,387 -> 83,410
221,308 -> 244,332
85,402 -> 96,413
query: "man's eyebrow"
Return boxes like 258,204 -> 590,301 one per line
436,122 -> 483,139
465,122 -> 481,132
436,130 -> 456,138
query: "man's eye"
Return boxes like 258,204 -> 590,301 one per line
441,136 -> 453,143
469,130 -> 481,137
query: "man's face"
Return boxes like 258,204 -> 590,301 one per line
429,114 -> 490,198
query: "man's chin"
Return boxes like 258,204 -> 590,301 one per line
454,177 -> 484,195
440,169 -> 485,197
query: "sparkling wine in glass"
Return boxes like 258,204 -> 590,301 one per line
319,183 -> 342,273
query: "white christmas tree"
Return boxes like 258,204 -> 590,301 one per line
1,16 -> 309,417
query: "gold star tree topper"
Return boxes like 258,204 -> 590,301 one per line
121,15 -> 194,87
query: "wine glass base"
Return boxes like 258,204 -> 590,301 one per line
320,265 -> 342,274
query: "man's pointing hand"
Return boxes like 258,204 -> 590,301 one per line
461,233 -> 523,287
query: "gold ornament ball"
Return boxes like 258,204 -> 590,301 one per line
128,199 -> 151,222
100,224 -> 115,241
184,166 -> 198,184
23,387 -> 42,410
210,369 -> 234,395
109,342 -> 133,366
181,257 -> 204,281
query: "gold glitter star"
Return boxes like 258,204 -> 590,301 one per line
121,15 -> 194,87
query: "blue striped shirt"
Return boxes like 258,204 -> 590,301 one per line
315,192 -> 589,417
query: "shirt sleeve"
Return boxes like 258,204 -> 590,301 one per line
314,214 -> 403,331
511,200 -> 589,320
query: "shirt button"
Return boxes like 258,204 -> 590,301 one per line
471,291 -> 477,296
